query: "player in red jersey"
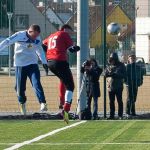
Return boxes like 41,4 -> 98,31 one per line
43,24 -> 80,123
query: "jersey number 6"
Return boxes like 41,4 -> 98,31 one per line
48,36 -> 58,49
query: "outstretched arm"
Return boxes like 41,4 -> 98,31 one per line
0,32 -> 20,51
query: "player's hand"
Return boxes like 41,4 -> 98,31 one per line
68,46 -> 80,53
43,64 -> 49,76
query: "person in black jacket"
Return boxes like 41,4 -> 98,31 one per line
125,54 -> 144,117
81,59 -> 102,120
104,53 -> 126,119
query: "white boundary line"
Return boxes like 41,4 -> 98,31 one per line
1,142 -> 150,146
4,121 -> 86,150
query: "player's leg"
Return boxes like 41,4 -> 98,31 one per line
48,60 -> 74,123
131,86 -> 138,116
48,61 -> 65,109
108,91 -> 115,119
116,89 -> 123,119
93,96 -> 98,120
27,64 -> 47,112
87,94 -> 92,115
15,66 -> 27,115
126,86 -> 130,115
126,86 -> 133,116
59,81 -> 66,109
60,65 -> 74,124
48,60 -> 74,110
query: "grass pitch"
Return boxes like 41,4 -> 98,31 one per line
0,120 -> 150,150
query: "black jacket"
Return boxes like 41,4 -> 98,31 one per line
125,63 -> 143,87
81,66 -> 102,97
104,62 -> 126,92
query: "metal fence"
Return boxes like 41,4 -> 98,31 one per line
0,0 -> 150,117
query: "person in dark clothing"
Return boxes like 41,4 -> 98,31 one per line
81,59 -> 102,120
104,53 -> 126,119
125,54 -> 144,117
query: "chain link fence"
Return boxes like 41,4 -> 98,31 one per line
0,0 -> 150,117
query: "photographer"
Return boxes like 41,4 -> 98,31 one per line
104,53 -> 126,119
81,59 -> 102,120
125,54 -> 144,117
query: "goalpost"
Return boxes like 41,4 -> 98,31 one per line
76,0 -> 89,118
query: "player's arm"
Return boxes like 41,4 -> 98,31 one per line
36,44 -> 48,73
0,32 -> 21,51
68,45 -> 80,53
36,46 -> 47,64
64,32 -> 80,53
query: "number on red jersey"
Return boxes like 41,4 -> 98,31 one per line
48,36 -> 58,49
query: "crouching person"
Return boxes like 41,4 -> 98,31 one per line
125,54 -> 144,117
81,59 -> 102,120
104,53 -> 126,120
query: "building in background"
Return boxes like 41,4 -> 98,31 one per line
0,0 -> 15,36
15,0 -> 56,38
136,0 -> 150,63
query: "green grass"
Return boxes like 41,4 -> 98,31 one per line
0,120 -> 150,150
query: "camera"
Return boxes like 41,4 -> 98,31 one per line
82,60 -> 91,68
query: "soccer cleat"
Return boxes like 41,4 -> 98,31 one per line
62,111 -> 69,124
40,103 -> 48,112
20,103 -> 26,115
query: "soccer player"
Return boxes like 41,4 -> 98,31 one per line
43,24 -> 80,123
0,24 -> 48,115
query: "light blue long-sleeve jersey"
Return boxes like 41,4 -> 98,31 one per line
0,31 -> 47,66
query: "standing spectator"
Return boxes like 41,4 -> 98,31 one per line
104,53 -> 126,119
125,54 -> 144,117
81,59 -> 102,120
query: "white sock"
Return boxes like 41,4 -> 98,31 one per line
65,90 -> 73,104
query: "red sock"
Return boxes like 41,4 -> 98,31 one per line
59,81 -> 66,105
64,103 -> 71,112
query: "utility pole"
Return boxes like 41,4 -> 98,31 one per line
7,12 -> 13,77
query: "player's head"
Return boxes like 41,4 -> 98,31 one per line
128,54 -> 136,64
109,52 -> 119,65
90,58 -> 98,67
60,24 -> 73,35
27,24 -> 41,40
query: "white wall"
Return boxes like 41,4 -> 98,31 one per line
136,18 -> 150,35
136,18 -> 150,63
136,35 -> 149,63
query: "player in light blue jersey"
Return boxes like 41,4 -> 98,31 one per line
0,24 -> 48,115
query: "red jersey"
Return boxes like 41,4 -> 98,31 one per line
43,31 -> 73,61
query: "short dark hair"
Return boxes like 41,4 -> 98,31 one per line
60,24 -> 73,31
29,24 -> 41,33
90,58 -> 98,66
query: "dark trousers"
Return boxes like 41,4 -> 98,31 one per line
108,89 -> 123,117
15,64 -> 46,104
48,60 -> 74,92
126,85 -> 138,115
87,95 -> 98,118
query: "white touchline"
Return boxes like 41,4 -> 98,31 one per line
4,121 -> 87,150
2,142 -> 150,146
